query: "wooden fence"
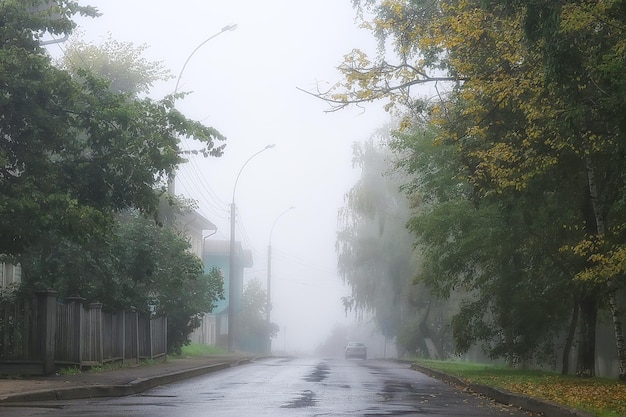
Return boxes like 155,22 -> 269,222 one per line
0,290 -> 167,375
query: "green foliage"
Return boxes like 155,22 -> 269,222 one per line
235,278 -> 277,353
337,137 -> 414,324
109,212 -> 224,354
336,134 -> 456,357
400,125 -> 581,365
176,343 -> 226,358
59,35 -> 171,95
16,205 -> 225,355
58,366 -> 81,376
0,1 -> 229,357
0,1 -> 225,256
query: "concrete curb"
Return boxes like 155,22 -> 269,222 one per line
410,363 -> 595,417
0,358 -> 253,404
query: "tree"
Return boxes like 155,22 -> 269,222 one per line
0,0 -> 225,256
236,278 -> 278,353
317,0 -> 626,378
301,0 -> 456,115
2,1 -> 228,354
392,120 -> 578,366
59,35 -> 170,96
17,209 -> 225,355
110,212 -> 224,354
500,0 -> 626,381
419,0 -> 626,378
336,134 -> 427,355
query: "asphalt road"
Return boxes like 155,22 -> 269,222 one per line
2,357 -> 534,417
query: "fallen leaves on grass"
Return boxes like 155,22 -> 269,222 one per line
416,360 -> 626,416
489,375 -> 625,416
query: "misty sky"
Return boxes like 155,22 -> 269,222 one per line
59,0 -> 391,353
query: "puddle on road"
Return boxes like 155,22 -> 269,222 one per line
279,361 -> 331,409
280,389 -> 317,408
303,362 -> 330,382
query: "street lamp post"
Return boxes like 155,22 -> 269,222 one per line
174,24 -> 237,95
267,206 -> 295,354
168,23 -> 237,195
228,144 -> 275,352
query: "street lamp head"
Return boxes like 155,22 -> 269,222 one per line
265,144 -> 276,150
222,24 -> 238,32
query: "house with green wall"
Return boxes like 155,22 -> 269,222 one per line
203,239 -> 252,350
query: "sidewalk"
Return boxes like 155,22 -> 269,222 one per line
0,353 -> 257,403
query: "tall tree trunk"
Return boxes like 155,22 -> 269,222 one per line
585,158 -> 626,379
562,299 -> 578,375
576,291 -> 598,377
608,286 -> 626,380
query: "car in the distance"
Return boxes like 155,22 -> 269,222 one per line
344,342 -> 367,360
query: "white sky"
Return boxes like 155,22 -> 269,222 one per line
63,0 -> 391,353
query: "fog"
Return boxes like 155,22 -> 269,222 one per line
65,1 -> 391,354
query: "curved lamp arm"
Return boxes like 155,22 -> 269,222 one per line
231,144 -> 275,204
269,206 -> 296,246
174,24 -> 238,95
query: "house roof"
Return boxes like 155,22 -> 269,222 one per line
176,210 -> 217,233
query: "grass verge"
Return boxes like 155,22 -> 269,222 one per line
174,343 -> 227,358
414,359 -> 626,417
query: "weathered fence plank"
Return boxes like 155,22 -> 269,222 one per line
125,309 -> 138,365
55,297 -> 83,365
36,290 -> 57,375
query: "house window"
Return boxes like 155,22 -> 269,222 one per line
0,263 -> 22,289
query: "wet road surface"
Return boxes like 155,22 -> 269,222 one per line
2,357 -> 534,416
